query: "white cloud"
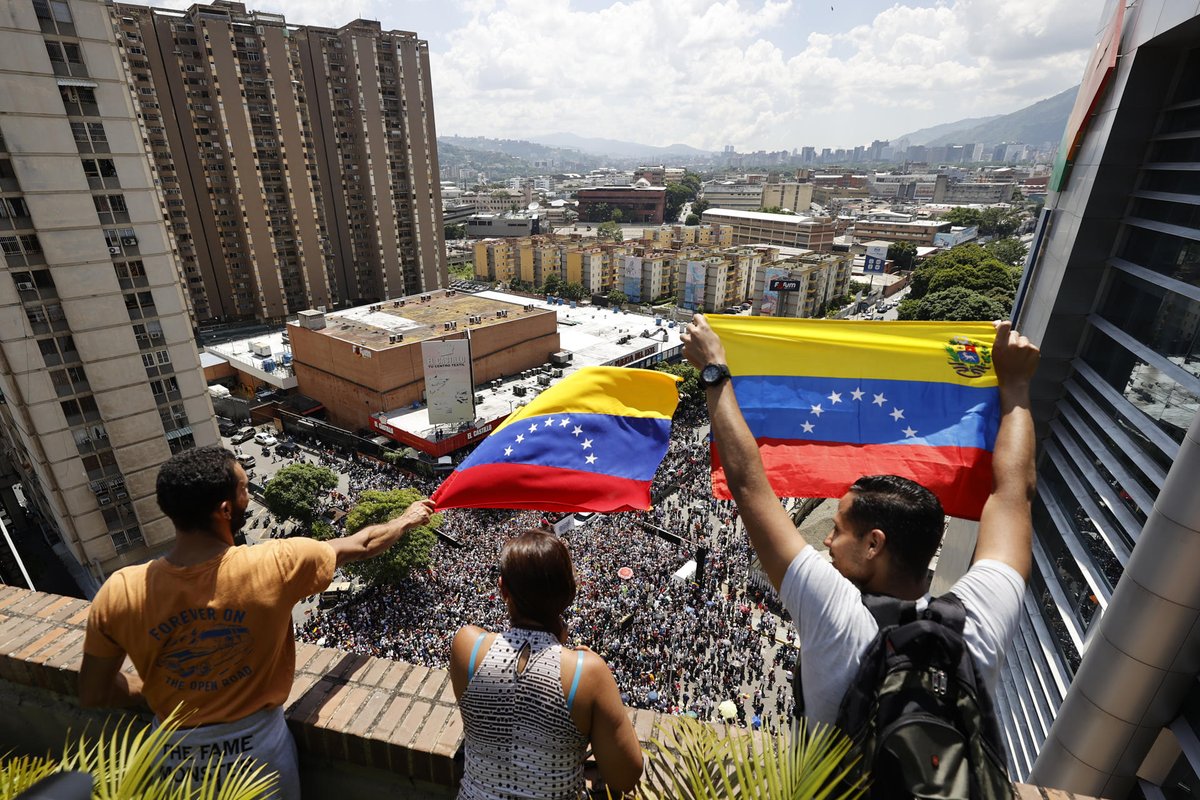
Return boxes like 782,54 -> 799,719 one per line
430,0 -> 1101,149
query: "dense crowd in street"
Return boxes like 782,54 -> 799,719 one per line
291,409 -> 800,732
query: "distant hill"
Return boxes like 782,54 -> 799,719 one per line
894,114 -> 1002,147
438,136 -> 585,162
921,86 -> 1080,149
530,132 -> 716,159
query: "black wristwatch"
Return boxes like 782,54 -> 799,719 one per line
700,363 -> 731,388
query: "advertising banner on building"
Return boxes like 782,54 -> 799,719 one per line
759,266 -> 791,316
421,339 -> 476,426
622,256 -> 642,302
682,261 -> 707,310
863,242 -> 889,274
932,226 -> 979,248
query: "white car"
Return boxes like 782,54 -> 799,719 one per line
253,431 -> 278,446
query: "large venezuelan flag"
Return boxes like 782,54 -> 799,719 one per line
706,317 -> 1000,520
431,366 -> 680,513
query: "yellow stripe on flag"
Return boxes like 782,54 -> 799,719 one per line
494,366 -> 681,434
707,316 -> 999,387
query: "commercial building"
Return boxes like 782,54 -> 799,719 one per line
0,0 -> 219,588
931,174 -> 1016,204
701,208 -> 836,252
949,3 -> 1200,796
851,219 -> 951,246
701,181 -> 814,214
287,292 -> 560,432
575,185 -> 667,224
465,214 -> 541,238
111,2 -> 446,323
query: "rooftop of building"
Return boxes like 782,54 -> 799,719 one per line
372,291 -> 683,441
288,292 -> 549,351
205,331 -> 298,390
701,208 -> 822,224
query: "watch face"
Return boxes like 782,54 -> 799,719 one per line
702,365 -> 722,384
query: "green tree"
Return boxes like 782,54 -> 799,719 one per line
887,240 -> 917,271
691,199 -> 710,216
607,289 -> 628,307
443,223 -> 466,240
665,183 -> 692,222
262,463 -> 338,528
979,206 -> 1021,237
610,207 -> 624,223
925,259 -> 1016,299
542,273 -> 562,295
597,220 -> 623,242
339,488 -> 443,585
653,361 -> 700,410
758,206 -> 787,215
985,237 -> 1029,267
908,244 -> 994,299
586,202 -> 611,223
680,172 -> 702,196
849,280 -> 870,294
910,286 -> 1008,321
943,207 -> 983,228
685,213 -> 701,226
560,281 -> 587,301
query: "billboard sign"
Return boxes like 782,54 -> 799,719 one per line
622,256 -> 642,302
769,278 -> 802,292
421,339 -> 476,425
759,266 -> 791,316
682,260 -> 706,310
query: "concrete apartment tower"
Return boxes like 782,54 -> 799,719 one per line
111,1 -> 446,323
0,0 -> 219,591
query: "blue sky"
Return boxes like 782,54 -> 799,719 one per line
158,0 -> 1105,150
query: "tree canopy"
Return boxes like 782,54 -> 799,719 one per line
262,463 -> 338,527
887,240 -> 917,271
653,361 -> 700,411
985,237 -> 1029,267
942,206 -> 1023,237
339,488 -> 443,585
607,289 -> 628,307
899,243 -> 1020,322
597,220 -> 623,242
542,273 -> 562,295
560,282 -> 587,301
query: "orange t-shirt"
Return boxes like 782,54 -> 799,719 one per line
84,538 -> 335,726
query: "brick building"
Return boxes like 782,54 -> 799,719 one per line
575,185 -> 667,224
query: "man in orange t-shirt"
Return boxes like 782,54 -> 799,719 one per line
80,445 -> 434,798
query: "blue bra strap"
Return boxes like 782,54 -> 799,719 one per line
566,650 -> 585,711
467,632 -> 487,682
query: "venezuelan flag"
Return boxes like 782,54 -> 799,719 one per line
431,366 -> 680,513
706,317 -> 1000,520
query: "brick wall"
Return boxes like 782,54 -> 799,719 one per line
0,586 -> 1092,798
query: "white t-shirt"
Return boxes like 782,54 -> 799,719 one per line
779,548 -> 1025,725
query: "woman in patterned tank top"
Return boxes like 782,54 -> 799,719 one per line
450,529 -> 643,799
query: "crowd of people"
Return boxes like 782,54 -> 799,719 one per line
290,409 -> 801,733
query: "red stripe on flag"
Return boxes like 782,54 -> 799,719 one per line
432,462 -> 655,513
710,439 -> 993,521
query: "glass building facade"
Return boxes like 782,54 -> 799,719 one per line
1000,3 -> 1200,796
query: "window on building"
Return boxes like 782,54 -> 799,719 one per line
50,366 -> 88,397
71,122 -> 108,153
110,527 -> 145,554
33,0 -> 74,34
123,289 -> 156,320
93,194 -> 128,225
1,235 -> 45,266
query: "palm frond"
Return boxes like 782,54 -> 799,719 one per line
633,716 -> 866,800
0,753 -> 60,800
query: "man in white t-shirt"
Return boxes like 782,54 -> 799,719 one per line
680,316 -> 1040,726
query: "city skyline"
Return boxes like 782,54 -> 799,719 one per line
148,0 -> 1103,152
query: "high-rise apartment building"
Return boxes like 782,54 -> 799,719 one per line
962,1 -> 1200,796
110,1 -> 446,323
0,0 -> 219,589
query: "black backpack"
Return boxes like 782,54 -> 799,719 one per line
793,593 -> 1012,800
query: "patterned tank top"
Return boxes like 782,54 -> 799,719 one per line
458,628 -> 588,800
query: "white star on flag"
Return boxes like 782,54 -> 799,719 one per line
559,417 -> 570,427
851,388 -> 864,401
827,391 -> 842,404
890,408 -> 905,421
585,453 -> 597,465
801,421 -> 815,433
810,404 -> 823,417
873,393 -> 887,406
544,416 -> 555,427
515,434 -> 525,443
504,446 -> 513,456
572,425 -> 583,436
529,422 -> 539,432
902,426 -> 918,438
581,438 -> 593,450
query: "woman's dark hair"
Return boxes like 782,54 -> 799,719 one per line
846,475 -> 945,583
500,529 -> 577,640
155,445 -> 239,533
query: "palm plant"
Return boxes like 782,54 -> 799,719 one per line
0,707 -> 277,800
633,716 -> 866,800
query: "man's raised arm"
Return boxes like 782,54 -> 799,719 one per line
682,314 -> 804,592
973,320 -> 1040,580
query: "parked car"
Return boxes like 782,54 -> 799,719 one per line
274,441 -> 300,457
218,420 -> 239,437
234,451 -> 255,468
230,427 -> 255,444
254,431 -> 278,446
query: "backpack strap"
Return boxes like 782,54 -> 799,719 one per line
925,592 -> 967,635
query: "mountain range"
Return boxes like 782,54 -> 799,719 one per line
527,132 -> 715,159
895,86 -> 1078,149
